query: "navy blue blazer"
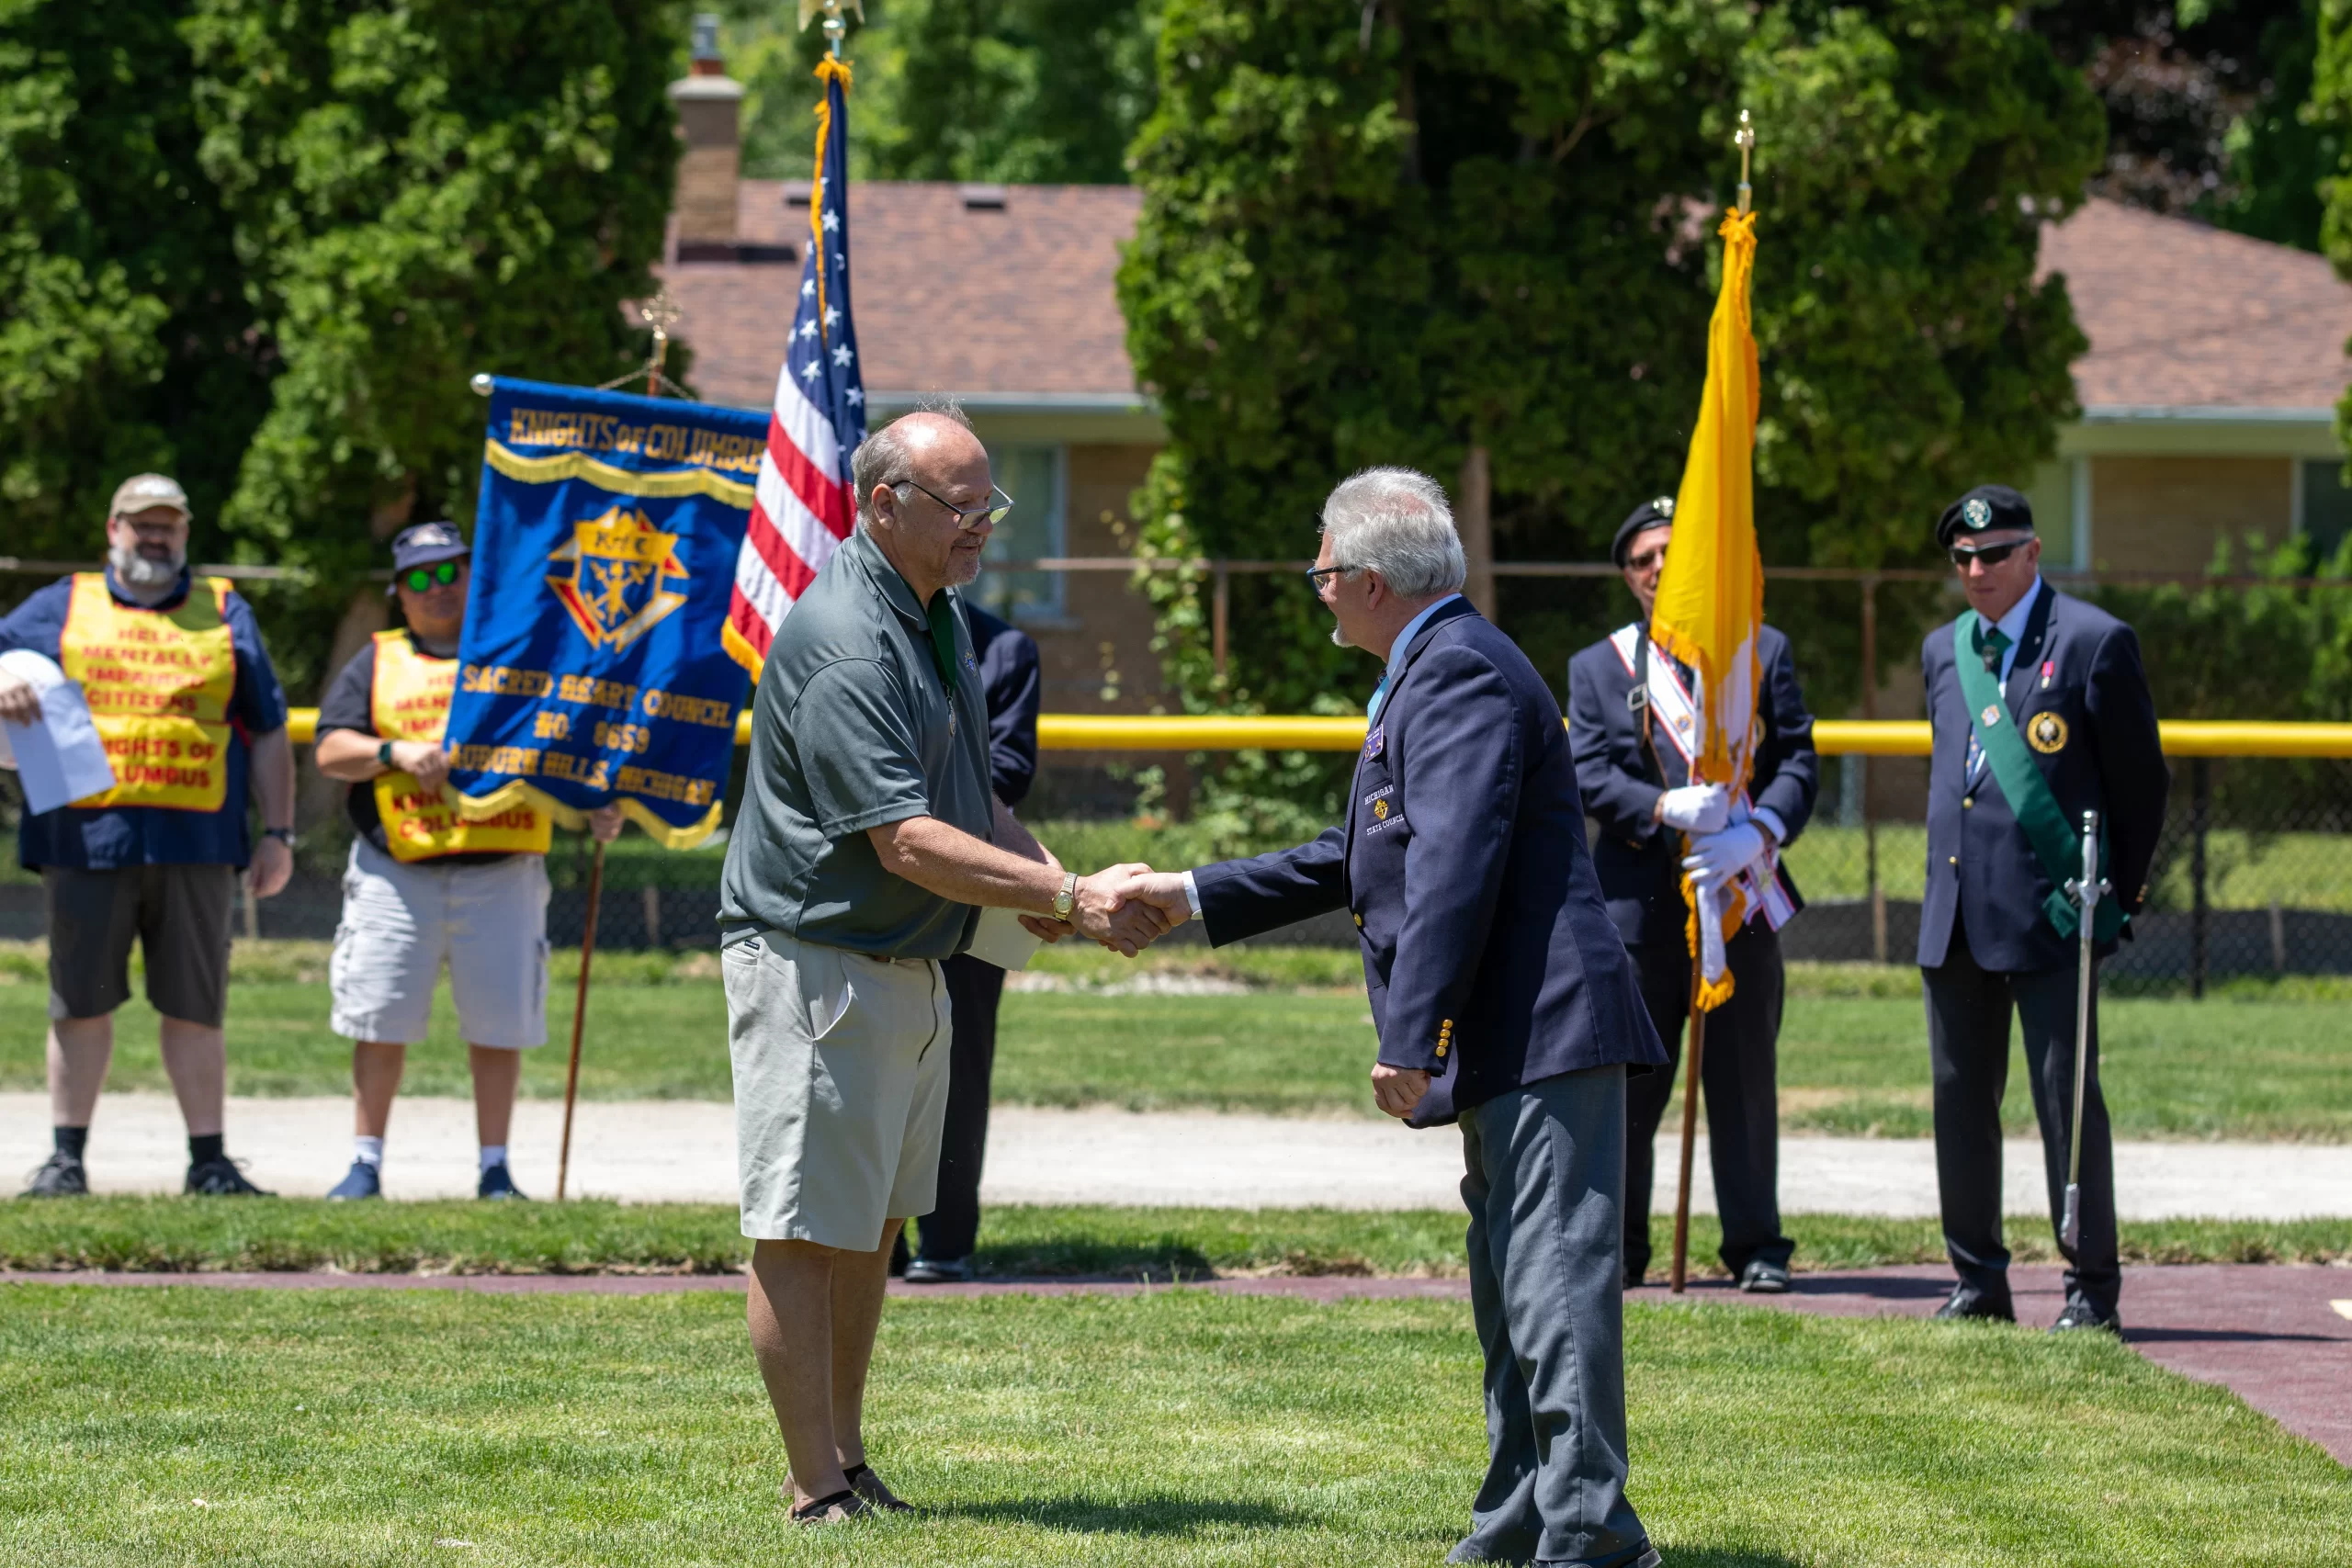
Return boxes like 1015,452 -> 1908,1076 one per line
1917,584 -> 2168,974
962,601 -> 1041,807
1566,623 -> 1819,948
1192,599 -> 1666,1128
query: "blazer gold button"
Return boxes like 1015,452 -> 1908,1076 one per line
1962,795 -> 1973,808
1948,855 -> 1958,866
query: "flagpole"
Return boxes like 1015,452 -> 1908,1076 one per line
1668,107 -> 1758,1293
553,291 -> 680,1201
1669,949 -> 1707,1293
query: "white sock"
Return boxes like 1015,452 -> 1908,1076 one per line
479,1145 -> 507,1172
353,1135 -> 385,1169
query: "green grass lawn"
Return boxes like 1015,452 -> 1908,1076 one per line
2,1282 -> 2346,1567
4,942 -> 2349,1138
4,1198 -> 2346,1278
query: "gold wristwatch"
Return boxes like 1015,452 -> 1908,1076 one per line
1053,872 -> 1077,919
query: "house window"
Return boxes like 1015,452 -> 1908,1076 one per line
976,443 -> 1067,620
2300,459 -> 2352,565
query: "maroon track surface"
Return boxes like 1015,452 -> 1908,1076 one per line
7,1263 -> 2346,1464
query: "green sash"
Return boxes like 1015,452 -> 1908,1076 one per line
1952,614 -> 2123,942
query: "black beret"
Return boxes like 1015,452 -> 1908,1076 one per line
1611,495 -> 1678,568
1936,484 -> 2034,550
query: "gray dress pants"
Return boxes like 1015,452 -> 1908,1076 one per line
1450,1067 -> 1650,1568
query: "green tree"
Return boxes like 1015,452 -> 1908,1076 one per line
184,0 -> 684,692
709,0 -> 1160,184
0,0 -> 269,575
1121,0 -> 2103,773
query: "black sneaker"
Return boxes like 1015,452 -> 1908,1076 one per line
477,1161 -> 526,1201
2050,1299 -> 2123,1337
1930,1281 -> 2015,1323
902,1256 -> 970,1284
186,1156 -> 272,1196
19,1151 -> 88,1199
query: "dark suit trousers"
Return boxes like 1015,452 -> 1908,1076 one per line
1623,923 -> 1792,1280
1453,1067 -> 1648,1567
1922,919 -> 2120,1316
913,954 -> 1003,1262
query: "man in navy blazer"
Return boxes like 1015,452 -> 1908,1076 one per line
1566,497 -> 1818,1293
1127,468 -> 1667,1568
1919,484 -> 2167,1334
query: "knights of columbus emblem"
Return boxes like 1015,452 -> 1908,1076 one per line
546,504 -> 691,651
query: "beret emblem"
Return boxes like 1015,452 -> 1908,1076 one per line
1653,496 -> 1676,518
1962,497 -> 1991,529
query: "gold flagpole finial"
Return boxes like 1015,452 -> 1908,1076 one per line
1735,109 -> 1756,215
639,290 -> 683,398
797,0 -> 863,55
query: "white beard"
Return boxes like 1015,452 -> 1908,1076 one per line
1329,624 -> 1351,649
110,542 -> 186,592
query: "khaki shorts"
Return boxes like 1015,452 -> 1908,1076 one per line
45,863 -> 237,1026
723,929 -> 951,1250
328,840 -> 550,1049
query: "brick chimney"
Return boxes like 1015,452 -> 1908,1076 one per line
669,15 -> 744,261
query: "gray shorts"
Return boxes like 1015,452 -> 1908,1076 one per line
45,863 -> 237,1026
722,929 -> 952,1250
329,840 -> 551,1049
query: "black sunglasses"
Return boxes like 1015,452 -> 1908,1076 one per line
402,559 -> 463,593
1948,541 -> 2025,570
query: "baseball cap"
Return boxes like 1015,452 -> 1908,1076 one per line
108,473 -> 191,522
390,522 -> 470,573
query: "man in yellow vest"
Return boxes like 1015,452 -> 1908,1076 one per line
4,473 -> 297,1198
311,523 -> 620,1200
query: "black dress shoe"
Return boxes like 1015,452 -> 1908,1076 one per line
1737,1259 -> 1792,1294
185,1156 -> 272,1196
1931,1282 -> 2015,1322
2050,1299 -> 2123,1336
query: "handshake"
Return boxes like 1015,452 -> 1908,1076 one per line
1016,864 -> 1195,958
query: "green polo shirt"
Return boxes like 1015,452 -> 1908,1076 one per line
718,527 -> 994,958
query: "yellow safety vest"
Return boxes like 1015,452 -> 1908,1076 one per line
59,572 -> 237,812
368,630 -> 552,862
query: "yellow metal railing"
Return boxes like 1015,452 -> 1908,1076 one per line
283,709 -> 2352,758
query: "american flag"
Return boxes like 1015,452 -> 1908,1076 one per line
724,59 -> 866,676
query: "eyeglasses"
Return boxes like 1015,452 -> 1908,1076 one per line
899,480 -> 1014,532
402,559 -> 463,593
1624,547 -> 1668,573
1948,541 -> 2025,570
1305,564 -> 1356,593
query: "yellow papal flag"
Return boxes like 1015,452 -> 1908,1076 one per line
1649,209 -> 1764,1012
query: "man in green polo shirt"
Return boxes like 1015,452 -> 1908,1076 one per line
718,407 -> 1170,1524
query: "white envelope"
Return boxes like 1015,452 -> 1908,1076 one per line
965,904 -> 1045,971
0,650 -> 115,814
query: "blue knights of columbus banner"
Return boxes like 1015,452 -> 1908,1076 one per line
445,378 -> 767,847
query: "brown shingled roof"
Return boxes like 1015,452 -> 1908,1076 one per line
2039,197 -> 2352,412
656,180 -> 1143,411
660,185 -> 2352,419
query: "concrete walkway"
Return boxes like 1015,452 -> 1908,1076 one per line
11,1091 -> 2352,1217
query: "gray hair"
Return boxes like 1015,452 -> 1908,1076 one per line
851,400 -> 975,525
1319,467 -> 1466,596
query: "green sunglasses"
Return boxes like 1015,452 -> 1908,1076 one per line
402,559 -> 462,593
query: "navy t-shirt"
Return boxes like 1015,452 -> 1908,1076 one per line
0,570 -> 288,870
315,632 -> 514,866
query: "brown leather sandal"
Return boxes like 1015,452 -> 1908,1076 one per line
844,1461 -> 914,1514
786,1486 -> 867,1524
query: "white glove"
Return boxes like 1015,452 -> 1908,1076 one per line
1683,822 -> 1769,892
1657,784 -> 1729,835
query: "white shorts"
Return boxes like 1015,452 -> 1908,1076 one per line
723,929 -> 951,1250
329,839 -> 551,1049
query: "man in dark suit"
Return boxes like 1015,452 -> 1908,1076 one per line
1566,497 -> 1818,1294
1919,484 -> 2167,1333
898,599 -> 1043,1283
1127,468 -> 1668,1568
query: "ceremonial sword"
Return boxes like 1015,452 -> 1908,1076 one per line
2061,808 -> 2108,1250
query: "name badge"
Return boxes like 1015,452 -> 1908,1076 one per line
1362,723 -> 1385,762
